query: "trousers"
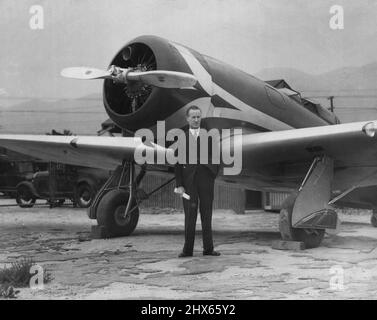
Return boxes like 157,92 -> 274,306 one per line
182,165 -> 215,254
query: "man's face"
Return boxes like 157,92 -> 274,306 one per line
186,109 -> 202,129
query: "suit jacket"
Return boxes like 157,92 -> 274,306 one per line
175,127 -> 219,189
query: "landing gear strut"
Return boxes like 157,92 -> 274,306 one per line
89,161 -> 174,238
279,156 -> 338,248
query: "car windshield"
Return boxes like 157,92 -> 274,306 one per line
17,162 -> 34,173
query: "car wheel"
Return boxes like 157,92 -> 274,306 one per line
75,183 -> 95,208
16,186 -> 36,208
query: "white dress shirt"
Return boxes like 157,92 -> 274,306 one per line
189,127 -> 200,139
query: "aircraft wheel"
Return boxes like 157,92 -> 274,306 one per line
371,213 -> 377,228
279,192 -> 325,249
16,186 -> 36,208
96,189 -> 139,237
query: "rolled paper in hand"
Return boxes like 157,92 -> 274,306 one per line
182,193 -> 190,200
174,188 -> 191,200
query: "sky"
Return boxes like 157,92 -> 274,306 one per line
0,0 -> 376,99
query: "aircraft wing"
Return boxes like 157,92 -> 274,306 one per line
231,120 -> 377,170
0,135 -> 170,170
1,120 -> 377,174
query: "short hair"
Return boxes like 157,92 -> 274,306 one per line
186,105 -> 202,117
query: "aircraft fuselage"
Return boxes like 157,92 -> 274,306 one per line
102,35 -> 368,193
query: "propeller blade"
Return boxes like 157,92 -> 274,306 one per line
61,67 -> 198,89
61,67 -> 112,80
126,70 -> 197,88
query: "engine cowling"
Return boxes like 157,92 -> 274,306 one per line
103,35 -> 205,132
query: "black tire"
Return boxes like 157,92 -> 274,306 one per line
279,192 -> 325,249
96,189 -> 139,237
371,214 -> 377,228
16,186 -> 36,208
75,183 -> 95,208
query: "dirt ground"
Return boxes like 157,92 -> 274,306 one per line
0,199 -> 377,300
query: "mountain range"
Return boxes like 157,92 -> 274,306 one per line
256,62 -> 377,94
256,62 -> 377,122
0,93 -> 106,135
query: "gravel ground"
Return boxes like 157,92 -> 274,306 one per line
0,199 -> 376,300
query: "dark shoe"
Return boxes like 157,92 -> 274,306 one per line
178,251 -> 193,258
203,250 -> 220,256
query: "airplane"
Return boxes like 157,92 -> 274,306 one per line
1,34 -> 377,249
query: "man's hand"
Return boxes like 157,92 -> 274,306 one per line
174,186 -> 190,200
175,186 -> 185,195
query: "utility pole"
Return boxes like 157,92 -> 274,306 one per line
328,96 -> 335,112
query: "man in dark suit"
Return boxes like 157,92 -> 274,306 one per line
175,105 -> 220,257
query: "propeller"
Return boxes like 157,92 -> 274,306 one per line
60,67 -> 112,80
61,66 -> 197,89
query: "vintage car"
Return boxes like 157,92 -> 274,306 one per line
15,163 -> 110,208
0,160 -> 40,198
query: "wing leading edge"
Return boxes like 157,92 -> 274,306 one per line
230,120 -> 377,169
0,135 -> 170,170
